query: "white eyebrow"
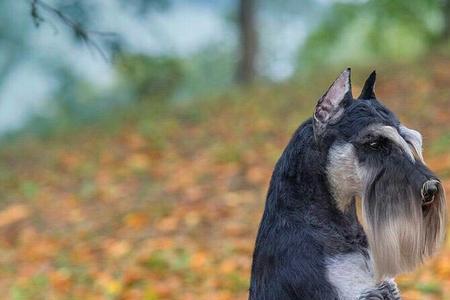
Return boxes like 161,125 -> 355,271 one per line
368,125 -> 415,161
399,125 -> 424,161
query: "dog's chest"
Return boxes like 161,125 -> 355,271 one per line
326,252 -> 376,300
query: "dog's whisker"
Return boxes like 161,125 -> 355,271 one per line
250,69 -> 446,300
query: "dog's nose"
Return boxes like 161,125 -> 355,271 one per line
422,180 -> 439,205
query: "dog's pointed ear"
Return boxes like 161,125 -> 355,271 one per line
358,70 -> 376,99
313,68 -> 352,138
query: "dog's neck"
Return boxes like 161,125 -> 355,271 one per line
267,121 -> 364,232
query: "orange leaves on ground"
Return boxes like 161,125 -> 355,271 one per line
123,212 -> 150,230
1,61 -> 450,299
0,204 -> 30,228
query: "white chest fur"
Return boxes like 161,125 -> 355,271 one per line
326,252 -> 376,300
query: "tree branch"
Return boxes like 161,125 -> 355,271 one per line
29,0 -> 118,61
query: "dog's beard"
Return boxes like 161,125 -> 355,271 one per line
360,168 -> 446,280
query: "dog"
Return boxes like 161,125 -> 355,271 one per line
249,69 -> 446,300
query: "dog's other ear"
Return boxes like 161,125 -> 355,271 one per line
358,70 -> 376,99
313,68 -> 352,138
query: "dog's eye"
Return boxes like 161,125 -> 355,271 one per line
364,137 -> 383,149
364,137 -> 389,150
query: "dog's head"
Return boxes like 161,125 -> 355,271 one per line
315,68 -> 446,279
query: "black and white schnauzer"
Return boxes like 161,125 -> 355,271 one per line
249,69 -> 446,300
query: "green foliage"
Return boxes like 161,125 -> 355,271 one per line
177,43 -> 236,99
431,132 -> 450,154
144,251 -> 171,273
10,274 -> 49,300
52,67 -> 102,119
19,180 -> 39,199
115,53 -> 184,102
415,282 -> 442,294
299,0 -> 444,70
225,272 -> 249,293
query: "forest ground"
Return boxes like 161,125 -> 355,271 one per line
1,59 -> 450,300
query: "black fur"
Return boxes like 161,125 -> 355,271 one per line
249,117 -> 366,299
358,71 -> 377,100
249,75 -> 441,299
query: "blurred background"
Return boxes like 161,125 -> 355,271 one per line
1,0 -> 450,299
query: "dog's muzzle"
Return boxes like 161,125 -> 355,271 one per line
422,179 -> 440,206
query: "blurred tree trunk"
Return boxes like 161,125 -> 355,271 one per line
443,0 -> 450,40
236,0 -> 257,85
